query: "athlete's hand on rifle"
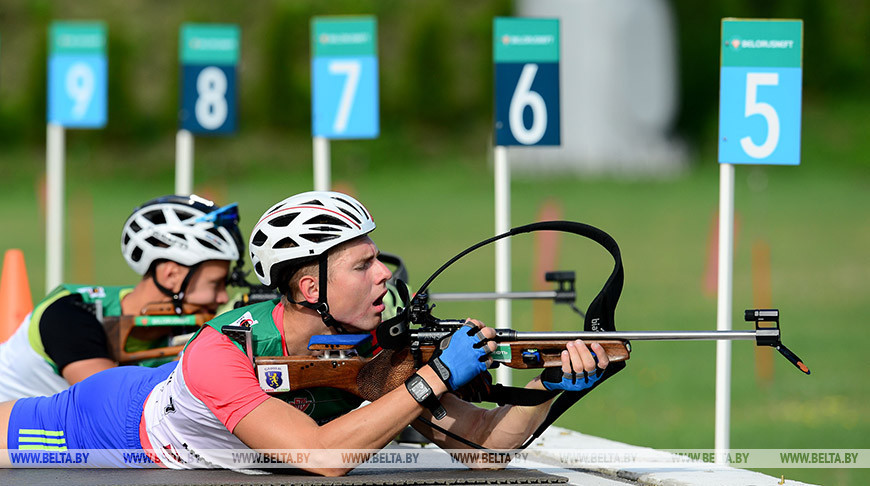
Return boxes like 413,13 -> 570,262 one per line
428,319 -> 497,391
540,339 -> 610,392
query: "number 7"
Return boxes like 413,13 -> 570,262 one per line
329,61 -> 361,134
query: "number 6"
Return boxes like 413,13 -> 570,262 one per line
509,63 -> 547,145
740,72 -> 780,159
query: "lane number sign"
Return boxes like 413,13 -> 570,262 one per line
719,19 -> 803,165
48,22 -> 107,128
179,24 -> 239,135
494,18 -> 560,146
311,16 -> 379,139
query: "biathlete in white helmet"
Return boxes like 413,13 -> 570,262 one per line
0,194 -> 243,401
0,191 -> 609,474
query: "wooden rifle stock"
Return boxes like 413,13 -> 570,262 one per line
254,339 -> 630,402
103,302 -> 213,365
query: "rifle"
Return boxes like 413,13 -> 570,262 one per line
102,302 -> 212,365
245,221 -> 808,448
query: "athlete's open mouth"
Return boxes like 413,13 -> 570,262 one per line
373,290 -> 387,308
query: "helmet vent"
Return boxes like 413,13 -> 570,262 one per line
196,237 -> 219,252
303,199 -> 324,206
300,233 -> 340,244
175,210 -> 193,221
145,236 -> 170,249
131,246 -> 143,262
337,207 -> 361,225
306,214 -> 351,228
274,237 -> 298,249
252,230 -> 268,247
129,221 -> 141,233
123,233 -> 130,245
171,232 -> 186,240
268,213 -> 299,228
143,210 -> 166,225
254,261 -> 264,277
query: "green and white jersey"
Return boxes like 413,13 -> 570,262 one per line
0,284 -> 131,401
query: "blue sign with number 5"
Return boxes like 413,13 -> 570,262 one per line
719,67 -> 802,165
718,19 -> 803,165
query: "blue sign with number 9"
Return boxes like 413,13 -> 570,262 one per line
49,55 -> 107,128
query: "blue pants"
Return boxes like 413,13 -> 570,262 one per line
7,362 -> 175,466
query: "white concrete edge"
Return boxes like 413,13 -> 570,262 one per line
527,426 -> 820,486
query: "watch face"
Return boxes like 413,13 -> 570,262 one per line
409,379 -> 430,400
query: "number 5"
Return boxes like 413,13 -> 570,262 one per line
740,72 -> 780,159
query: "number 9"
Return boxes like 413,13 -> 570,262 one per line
65,62 -> 95,119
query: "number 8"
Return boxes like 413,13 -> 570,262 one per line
195,67 -> 228,130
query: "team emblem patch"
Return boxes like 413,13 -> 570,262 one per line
231,311 -> 259,328
78,286 -> 106,299
257,364 -> 290,393
265,371 -> 283,389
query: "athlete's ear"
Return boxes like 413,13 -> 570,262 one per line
155,261 -> 186,293
298,274 -> 320,304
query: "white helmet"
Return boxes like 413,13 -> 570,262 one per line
121,195 -> 242,275
249,191 -> 376,287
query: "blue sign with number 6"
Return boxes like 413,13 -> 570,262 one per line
493,18 -> 560,147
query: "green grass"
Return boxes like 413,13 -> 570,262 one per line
1,98 -> 868,486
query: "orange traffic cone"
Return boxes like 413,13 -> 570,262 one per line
0,249 -> 34,342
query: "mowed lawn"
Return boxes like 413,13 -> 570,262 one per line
1,122 -> 867,485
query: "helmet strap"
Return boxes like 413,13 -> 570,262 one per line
292,253 -> 346,334
152,262 -> 201,315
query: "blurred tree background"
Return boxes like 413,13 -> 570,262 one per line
1,0 -> 867,172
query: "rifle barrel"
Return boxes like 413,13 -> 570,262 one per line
429,291 -> 570,301
498,329 -> 778,342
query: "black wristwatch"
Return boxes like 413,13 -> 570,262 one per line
404,373 -> 446,420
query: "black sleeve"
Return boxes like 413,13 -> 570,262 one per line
39,293 -> 112,373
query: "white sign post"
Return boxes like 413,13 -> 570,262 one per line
46,22 -> 107,293
715,18 -> 803,459
493,18 -> 561,386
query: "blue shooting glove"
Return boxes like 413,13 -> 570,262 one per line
428,323 -> 491,391
540,365 -> 605,392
